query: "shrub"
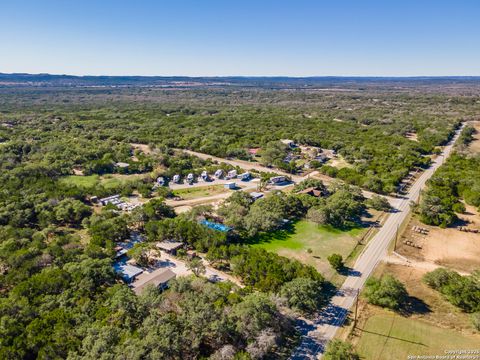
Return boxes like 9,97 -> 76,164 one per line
471,312 -> 480,331
327,254 -> 344,271
364,274 -> 408,310
323,339 -> 359,360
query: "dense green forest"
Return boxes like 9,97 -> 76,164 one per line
1,87 -> 476,193
1,85 -> 479,359
417,126 -> 480,227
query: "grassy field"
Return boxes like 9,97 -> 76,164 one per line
60,174 -> 100,188
60,174 -> 144,189
355,312 -> 480,360
338,263 -> 480,359
173,185 -> 227,200
251,220 -> 363,278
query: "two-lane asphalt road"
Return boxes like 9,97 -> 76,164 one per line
290,125 -> 464,359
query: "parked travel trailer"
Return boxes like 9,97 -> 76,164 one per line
269,175 -> 286,184
172,174 -> 181,183
186,173 -> 194,184
238,172 -> 251,181
226,169 -> 237,179
200,171 -> 209,181
214,169 -> 224,178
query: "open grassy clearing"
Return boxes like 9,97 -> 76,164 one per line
173,185 -> 228,200
250,220 -> 364,278
59,173 -> 146,189
326,155 -> 352,169
339,263 -> 480,360
355,312 -> 480,360
60,174 -> 100,188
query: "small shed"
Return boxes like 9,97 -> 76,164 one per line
280,139 -> 297,148
250,192 -> 264,201
248,148 -> 261,156
224,182 -> 236,189
115,162 -> 130,168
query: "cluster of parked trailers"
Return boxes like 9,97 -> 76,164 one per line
98,194 -> 142,212
170,169 -> 251,185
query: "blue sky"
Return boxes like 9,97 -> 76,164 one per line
1,0 -> 479,76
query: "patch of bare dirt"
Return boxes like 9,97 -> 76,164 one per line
131,143 -> 154,155
468,120 -> 480,153
405,132 -> 418,142
398,209 -> 480,273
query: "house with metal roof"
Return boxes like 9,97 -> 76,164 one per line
132,268 -> 176,295
114,263 -> 143,283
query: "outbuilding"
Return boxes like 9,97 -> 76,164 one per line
224,182 -> 236,189
250,192 -> 264,201
115,162 -> 130,168
156,241 -> 184,255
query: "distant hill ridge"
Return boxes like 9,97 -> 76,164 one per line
1,72 -> 480,89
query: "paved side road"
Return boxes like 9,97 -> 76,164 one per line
289,125 -> 464,359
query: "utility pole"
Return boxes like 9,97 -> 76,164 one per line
394,224 -> 399,251
354,289 -> 360,329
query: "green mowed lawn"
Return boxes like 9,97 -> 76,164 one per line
60,174 -> 144,189
60,175 -> 100,188
173,185 -> 227,200
251,220 -> 363,277
356,312 -> 480,359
